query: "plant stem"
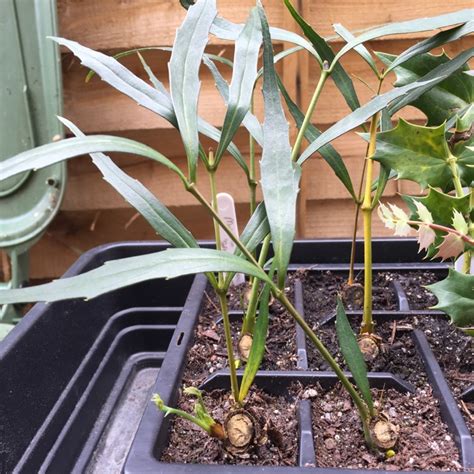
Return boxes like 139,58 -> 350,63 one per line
465,188 -> 474,274
360,112 -> 380,335
448,154 -> 465,198
291,69 -> 329,162
276,290 -> 374,432
241,234 -> 271,335
187,185 -> 260,268
217,289 -> 240,403
249,95 -> 257,217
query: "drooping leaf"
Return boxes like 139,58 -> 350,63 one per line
52,37 -> 247,175
0,135 -> 187,184
284,0 -> 360,112
373,119 -> 474,191
239,282 -> 271,402
169,0 -> 217,182
333,9 -> 472,63
52,37 -> 176,123
378,203 -> 411,236
60,117 -> 197,249
215,8 -> 261,164
379,49 -> 474,125
333,23 -> 378,76
427,269 -> 474,335
385,21 -> 474,74
297,78 -> 439,165
417,225 -> 437,253
258,4 -> 301,289
0,249 -> 271,304
278,77 -> 356,200
335,298 -> 373,411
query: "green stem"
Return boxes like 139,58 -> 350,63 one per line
360,112 -> 380,335
276,291 -> 374,428
249,95 -> 257,217
241,234 -> 271,336
187,185 -> 260,267
291,70 -> 329,162
462,188 -> 473,274
217,289 -> 240,404
448,154 -> 465,198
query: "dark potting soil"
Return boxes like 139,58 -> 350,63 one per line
397,271 -> 441,310
411,315 -> 474,433
302,270 -> 399,320
307,315 -> 427,387
160,388 -> 298,466
311,384 -> 462,471
182,284 -> 297,387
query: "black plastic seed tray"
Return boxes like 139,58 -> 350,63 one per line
0,239 -> 472,473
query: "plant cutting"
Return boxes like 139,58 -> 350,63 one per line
0,0 -> 472,467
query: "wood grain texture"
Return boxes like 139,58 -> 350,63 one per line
58,0 -> 285,50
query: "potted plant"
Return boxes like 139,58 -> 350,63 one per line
0,0 -> 472,472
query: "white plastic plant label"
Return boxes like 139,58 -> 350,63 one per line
216,192 -> 245,286
454,253 -> 474,273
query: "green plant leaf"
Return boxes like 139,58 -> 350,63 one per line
136,51 -> 169,95
238,202 -> 270,256
211,16 -> 321,65
169,0 -> 217,182
278,77 -> 356,200
239,282 -> 270,402
427,269 -> 474,335
258,3 -> 301,289
203,56 -> 263,147
51,37 -> 177,124
380,49 -> 474,124
214,8 -> 261,165
297,77 -> 439,165
333,23 -> 378,77
373,119 -> 474,191
384,21 -> 474,75
0,135 -> 187,184
284,0 -> 360,112
60,118 -> 197,249
335,298 -> 374,412
333,9 -> 471,64
0,249 -> 271,304
52,37 -> 247,173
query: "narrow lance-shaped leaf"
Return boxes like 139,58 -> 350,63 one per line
333,23 -> 378,77
215,7 -> 262,164
335,298 -> 374,412
427,269 -> 474,336
0,249 -> 271,304
385,21 -> 474,74
60,117 -> 198,249
202,47 -> 263,148
53,36 -> 247,175
284,0 -> 360,112
211,16 -> 321,65
333,9 -> 472,64
239,281 -> 271,402
278,76 -> 356,200
0,135 -> 187,184
381,49 -> 474,124
258,3 -> 301,289
169,0 -> 217,182
298,77 -> 439,165
237,202 -> 270,256
52,37 -> 176,124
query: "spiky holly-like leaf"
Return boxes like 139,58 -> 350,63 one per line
434,233 -> 465,260
377,51 -> 473,126
378,203 -> 411,236
404,188 -> 471,258
427,269 -> 474,335
373,119 -> 474,191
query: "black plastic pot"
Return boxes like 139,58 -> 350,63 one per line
0,239 -> 472,473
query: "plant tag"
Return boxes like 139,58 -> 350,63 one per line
216,193 -> 245,286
